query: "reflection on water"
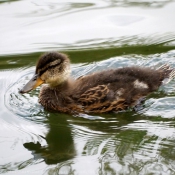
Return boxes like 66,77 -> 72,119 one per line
1,0 -> 175,174
24,114 -> 75,165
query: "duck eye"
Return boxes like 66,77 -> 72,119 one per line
32,74 -> 38,81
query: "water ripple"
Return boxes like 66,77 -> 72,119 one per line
5,51 -> 175,122
2,50 -> 175,174
1,0 -> 175,56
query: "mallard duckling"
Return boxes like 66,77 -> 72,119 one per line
20,52 -> 175,114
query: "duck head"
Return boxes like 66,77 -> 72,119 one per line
19,52 -> 70,94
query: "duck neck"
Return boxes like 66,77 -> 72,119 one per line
50,78 -> 72,91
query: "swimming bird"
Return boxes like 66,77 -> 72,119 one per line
19,52 -> 175,114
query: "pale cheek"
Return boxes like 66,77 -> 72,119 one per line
48,77 -> 58,85
45,74 -> 57,84
40,71 -> 54,84
40,72 -> 48,82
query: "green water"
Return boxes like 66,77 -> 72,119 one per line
1,0 -> 175,174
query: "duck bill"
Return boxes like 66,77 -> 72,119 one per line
19,74 -> 44,94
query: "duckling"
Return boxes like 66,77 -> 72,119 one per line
20,52 -> 175,114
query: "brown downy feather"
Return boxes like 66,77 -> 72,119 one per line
21,52 -> 175,114
38,64 -> 175,114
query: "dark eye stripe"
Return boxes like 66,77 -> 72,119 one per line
38,62 -> 61,76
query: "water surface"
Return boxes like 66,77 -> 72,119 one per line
1,0 -> 175,174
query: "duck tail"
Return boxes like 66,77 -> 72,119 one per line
158,64 -> 175,84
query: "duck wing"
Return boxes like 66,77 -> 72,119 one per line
77,85 -> 127,113
66,65 -> 175,114
78,85 -> 109,105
